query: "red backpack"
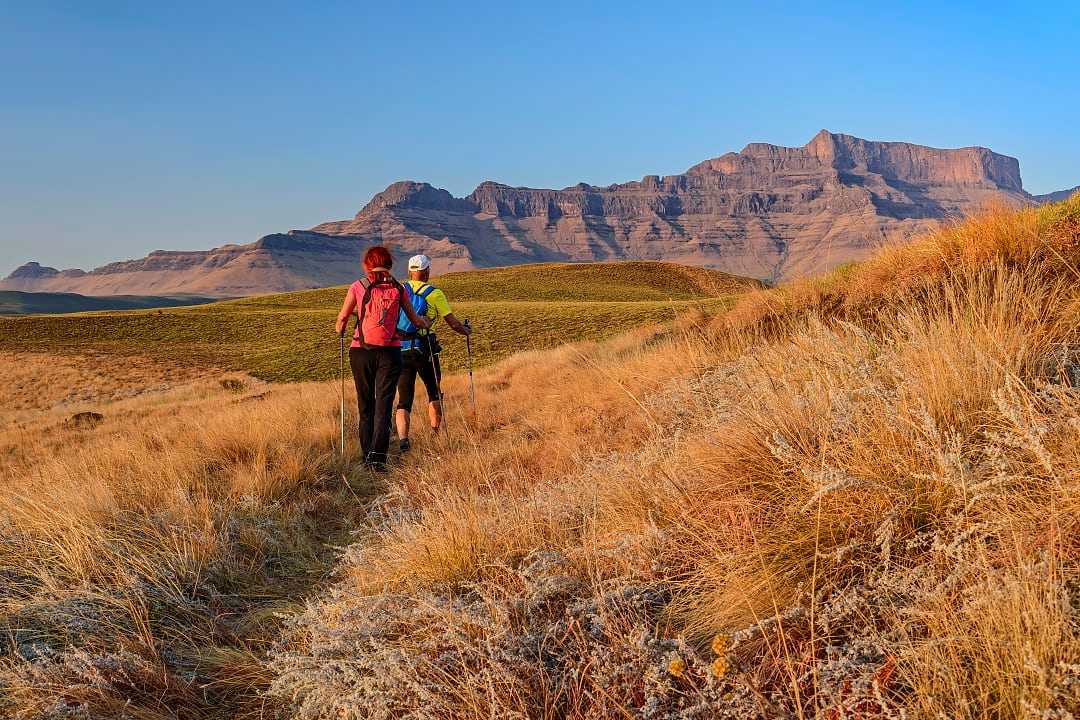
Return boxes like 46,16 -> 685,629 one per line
354,275 -> 405,347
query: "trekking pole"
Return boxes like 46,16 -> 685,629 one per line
426,335 -> 445,433
464,319 -> 477,411
339,333 -> 346,457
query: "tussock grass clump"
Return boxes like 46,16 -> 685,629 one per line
271,196 -> 1080,718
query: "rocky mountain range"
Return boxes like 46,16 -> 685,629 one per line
4,130 -> 1075,296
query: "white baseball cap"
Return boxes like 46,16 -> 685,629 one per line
408,254 -> 432,271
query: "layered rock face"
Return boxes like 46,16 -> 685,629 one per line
5,131 -> 1069,296
311,130 -> 1035,282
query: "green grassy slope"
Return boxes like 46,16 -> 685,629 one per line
0,262 -> 759,382
0,290 -> 220,315
225,261 -> 761,309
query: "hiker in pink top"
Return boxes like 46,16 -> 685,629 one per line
335,246 -> 429,469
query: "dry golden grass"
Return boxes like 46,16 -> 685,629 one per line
271,195 -> 1080,718
0,377 -> 383,718
2,195 -> 1079,718
0,350 -> 220,420
0,353 -> 243,473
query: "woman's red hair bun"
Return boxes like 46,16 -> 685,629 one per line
363,246 -> 393,273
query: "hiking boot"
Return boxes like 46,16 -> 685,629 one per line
363,451 -> 389,473
399,438 -> 411,453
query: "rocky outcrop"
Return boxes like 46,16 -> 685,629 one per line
5,131 -> 1075,296
804,130 -> 1024,189
361,181 -> 477,215
5,262 -> 89,282
7,262 -> 60,280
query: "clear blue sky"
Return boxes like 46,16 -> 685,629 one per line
2,1 -> 1077,276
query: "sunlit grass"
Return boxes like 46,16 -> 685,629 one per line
0,261 -> 753,381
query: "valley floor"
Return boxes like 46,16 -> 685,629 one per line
1,198 -> 1079,718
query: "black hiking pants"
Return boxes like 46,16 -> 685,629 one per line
349,345 -> 403,466
397,336 -> 442,413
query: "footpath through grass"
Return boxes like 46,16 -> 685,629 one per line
0,261 -> 757,382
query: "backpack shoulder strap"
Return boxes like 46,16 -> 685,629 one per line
354,277 -> 374,347
356,277 -> 373,308
417,283 -> 436,299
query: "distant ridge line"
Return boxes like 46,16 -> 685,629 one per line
4,130 -> 1077,297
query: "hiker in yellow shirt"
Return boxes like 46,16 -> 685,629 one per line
394,254 -> 471,451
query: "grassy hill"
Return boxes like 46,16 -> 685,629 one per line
0,290 -> 219,315
0,261 -> 759,382
231,261 -> 759,308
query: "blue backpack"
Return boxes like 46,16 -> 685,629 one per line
397,283 -> 436,350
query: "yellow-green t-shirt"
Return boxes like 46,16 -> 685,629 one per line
405,279 -> 452,332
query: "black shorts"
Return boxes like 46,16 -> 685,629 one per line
396,341 -> 442,412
